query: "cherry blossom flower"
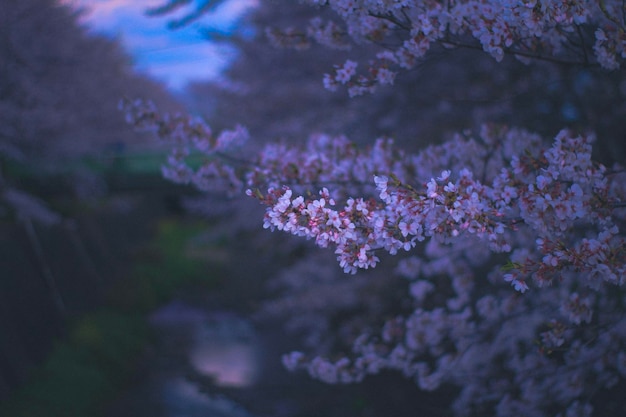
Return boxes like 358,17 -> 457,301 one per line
120,2 -> 626,409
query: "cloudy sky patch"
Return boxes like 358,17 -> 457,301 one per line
63,0 -> 257,90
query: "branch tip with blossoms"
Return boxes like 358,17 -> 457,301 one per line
263,1 -> 626,95
122,98 -> 625,293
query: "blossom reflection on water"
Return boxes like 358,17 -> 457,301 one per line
147,301 -> 260,416
190,342 -> 258,387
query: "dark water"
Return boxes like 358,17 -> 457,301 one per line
103,296 -> 454,417
104,301 -> 261,417
101,226 -> 451,417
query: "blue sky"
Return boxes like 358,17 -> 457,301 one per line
63,0 -> 257,90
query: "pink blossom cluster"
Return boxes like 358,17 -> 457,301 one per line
271,0 -> 626,94
249,131 -> 624,286
124,98 -> 626,415
283,237 -> 625,416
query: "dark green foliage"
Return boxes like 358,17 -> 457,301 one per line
1,218 -> 224,416
0,312 -> 147,417
108,218 -> 222,313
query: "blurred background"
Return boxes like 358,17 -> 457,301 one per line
1,1 -> 625,416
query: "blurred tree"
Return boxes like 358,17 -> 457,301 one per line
0,0 -> 180,399
0,0 -> 176,165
